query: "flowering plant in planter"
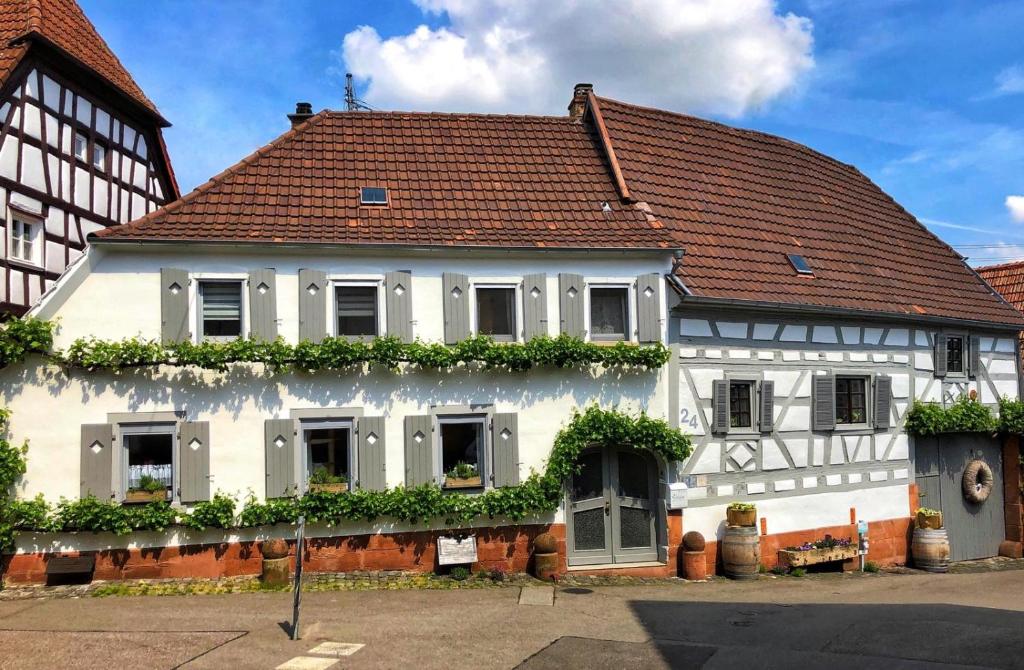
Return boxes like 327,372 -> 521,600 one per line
726,502 -> 756,527
779,534 -> 857,569
786,535 -> 852,552
124,474 -> 169,504
308,466 -> 349,493
444,462 -> 482,489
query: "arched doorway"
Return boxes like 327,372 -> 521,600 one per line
566,446 -> 660,566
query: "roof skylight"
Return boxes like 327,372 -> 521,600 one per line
787,253 -> 813,275
360,187 -> 388,205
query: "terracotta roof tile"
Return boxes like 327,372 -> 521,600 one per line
977,260 -> 1024,310
595,96 -> 1023,326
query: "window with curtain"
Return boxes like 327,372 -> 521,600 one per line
476,286 -> 516,341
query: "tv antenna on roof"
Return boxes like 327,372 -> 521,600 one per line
345,73 -> 374,111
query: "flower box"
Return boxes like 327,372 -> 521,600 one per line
124,489 -> 168,504
444,475 -> 482,489
309,482 -> 349,494
778,544 -> 858,568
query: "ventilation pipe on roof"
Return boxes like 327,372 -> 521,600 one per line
568,83 -> 593,120
288,102 -> 314,128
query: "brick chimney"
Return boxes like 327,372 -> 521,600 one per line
288,102 -> 314,128
568,83 -> 593,120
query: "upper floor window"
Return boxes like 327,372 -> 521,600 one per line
589,285 -> 629,341
360,187 -> 388,205
92,142 -> 106,170
440,415 -> 486,490
946,336 -> 964,374
729,381 -> 754,429
335,283 -> 379,337
8,214 -> 42,266
198,280 -> 243,340
835,376 -> 868,425
74,132 -> 89,162
475,286 -> 517,341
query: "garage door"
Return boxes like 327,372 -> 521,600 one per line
915,433 -> 1004,562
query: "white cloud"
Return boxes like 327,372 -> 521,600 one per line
995,65 -> 1024,96
342,0 -> 814,117
1007,195 -> 1024,223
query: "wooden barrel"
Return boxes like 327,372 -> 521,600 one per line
911,527 -> 950,573
722,525 -> 760,580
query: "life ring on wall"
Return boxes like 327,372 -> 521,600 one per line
962,459 -> 994,504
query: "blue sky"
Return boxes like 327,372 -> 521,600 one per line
82,0 -> 1024,266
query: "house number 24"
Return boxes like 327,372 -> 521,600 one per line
679,407 -> 700,430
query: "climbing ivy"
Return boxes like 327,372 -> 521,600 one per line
0,409 -> 28,552
901,395 -> 1024,436
5,407 -> 691,538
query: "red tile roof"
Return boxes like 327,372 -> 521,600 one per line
0,0 -> 161,118
594,96 -> 1023,327
95,90 -> 1022,327
96,111 -> 670,249
977,260 -> 1024,310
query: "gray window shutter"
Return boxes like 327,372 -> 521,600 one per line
80,423 -> 113,499
559,273 -> 585,337
178,421 -> 211,502
265,418 -> 297,498
298,268 -> 328,343
635,273 -> 662,343
357,416 -> 387,491
969,335 -> 981,379
442,272 -> 470,344
491,413 -> 519,487
759,380 -> 775,433
522,273 -> 548,341
873,375 -> 892,430
385,271 -> 413,342
934,332 -> 948,377
404,415 -> 434,486
812,374 -> 836,431
248,269 -> 278,341
712,380 -> 729,434
160,268 -> 189,344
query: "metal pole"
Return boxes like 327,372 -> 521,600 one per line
290,515 -> 305,640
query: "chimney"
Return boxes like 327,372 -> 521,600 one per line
568,83 -> 593,120
288,101 -> 314,128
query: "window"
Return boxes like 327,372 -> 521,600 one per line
589,286 -> 629,341
729,381 -> 754,429
74,132 -> 88,162
198,280 -> 243,339
335,284 -> 379,337
92,141 -> 106,170
122,425 -> 174,502
360,187 -> 388,205
302,421 -> 352,491
947,336 -> 964,374
476,286 -> 516,341
439,416 -> 486,490
836,377 -> 868,425
787,253 -> 813,275
8,215 -> 42,265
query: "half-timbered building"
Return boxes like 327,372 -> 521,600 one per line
0,0 -> 176,314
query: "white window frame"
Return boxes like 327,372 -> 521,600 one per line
73,131 -> 89,162
190,273 -> 249,343
119,421 -> 178,503
436,414 -> 490,490
470,279 -> 523,342
299,418 -> 356,493
834,373 -> 873,430
6,211 -> 43,268
360,186 -> 388,205
91,140 -> 107,171
329,276 -> 386,339
584,278 -> 636,343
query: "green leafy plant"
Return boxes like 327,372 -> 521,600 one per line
449,566 -> 470,581
904,395 -> 997,436
916,507 -> 941,516
863,561 -> 880,573
727,502 -> 756,512
132,474 -> 166,493
998,396 -> 1024,435
0,409 -> 29,552
179,493 -> 237,531
445,462 -> 479,480
790,567 -> 806,578
308,467 -> 348,486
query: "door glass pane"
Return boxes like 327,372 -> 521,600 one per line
620,507 -> 652,548
573,508 -> 606,551
571,450 -> 603,501
617,451 -> 650,499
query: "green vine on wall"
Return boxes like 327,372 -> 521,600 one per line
0,318 -> 670,373
903,395 -> 1024,436
2,407 -> 691,548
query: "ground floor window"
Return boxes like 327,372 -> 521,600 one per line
303,421 -> 352,491
123,426 -> 174,502
439,416 -> 486,489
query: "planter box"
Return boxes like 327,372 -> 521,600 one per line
124,490 -> 168,504
726,507 -> 756,527
778,545 -> 858,568
309,482 -> 349,494
444,475 -> 482,489
916,510 -> 943,530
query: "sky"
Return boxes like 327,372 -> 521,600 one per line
81,0 -> 1024,267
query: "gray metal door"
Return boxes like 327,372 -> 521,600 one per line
914,433 -> 1004,561
567,447 -> 658,566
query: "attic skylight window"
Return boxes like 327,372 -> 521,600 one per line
360,187 -> 388,205
787,254 -> 813,275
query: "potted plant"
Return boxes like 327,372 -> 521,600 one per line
778,535 -> 857,569
308,466 -> 349,493
444,462 -> 482,489
124,474 -> 168,503
726,502 -> 756,527
916,507 -> 943,530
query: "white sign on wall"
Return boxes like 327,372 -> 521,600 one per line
438,535 -> 478,565
666,482 -> 689,510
